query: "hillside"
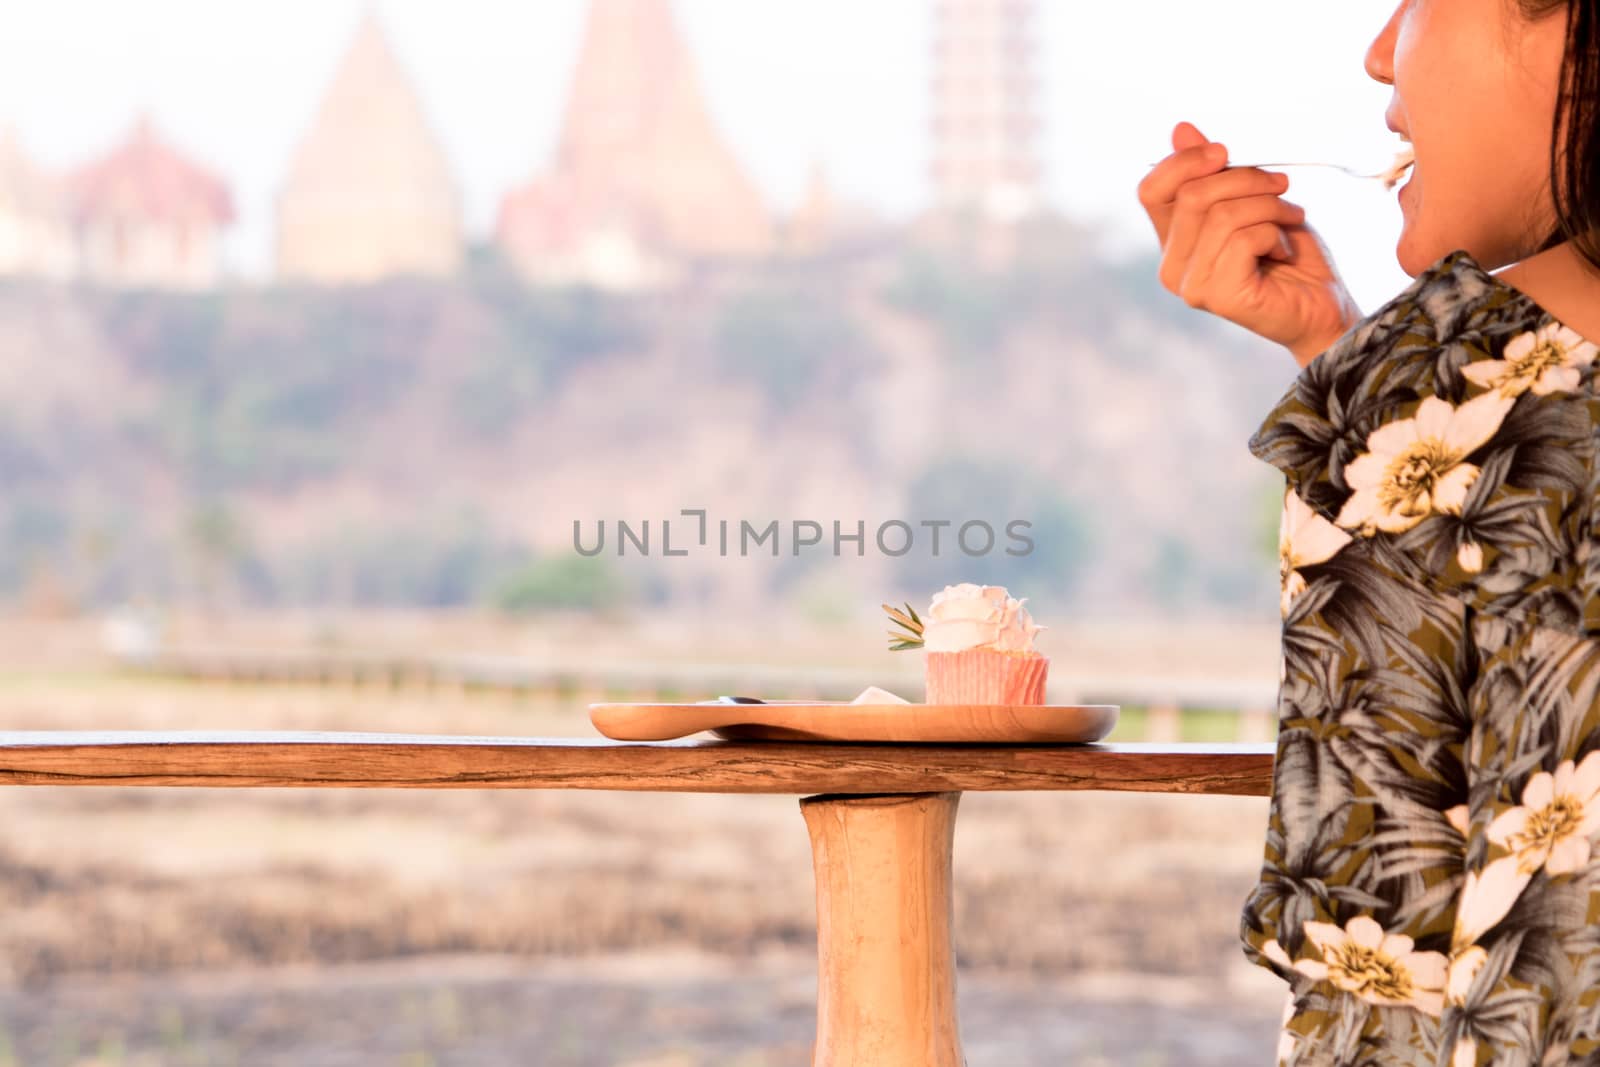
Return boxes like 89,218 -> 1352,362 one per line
0,216 -> 1296,623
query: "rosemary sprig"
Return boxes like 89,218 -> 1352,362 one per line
882,601 -> 924,651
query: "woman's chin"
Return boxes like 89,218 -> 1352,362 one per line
1394,215 -> 1451,277
1395,229 -> 1433,278
1393,181 -> 1432,275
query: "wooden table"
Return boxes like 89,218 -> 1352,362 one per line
0,732 -> 1275,1066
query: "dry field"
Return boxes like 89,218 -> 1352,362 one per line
0,615 -> 1287,1065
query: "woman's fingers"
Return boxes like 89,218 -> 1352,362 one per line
1141,121 -> 1361,361
1178,198 -> 1307,308
1171,121 -> 1209,150
1138,141 -> 1228,242
1186,195 -> 1306,278
1159,168 -> 1294,285
1193,222 -> 1296,310
1160,180 -> 1302,296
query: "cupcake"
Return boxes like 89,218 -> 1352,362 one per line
883,583 -> 1049,705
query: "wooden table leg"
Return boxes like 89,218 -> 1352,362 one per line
799,791 -> 965,1067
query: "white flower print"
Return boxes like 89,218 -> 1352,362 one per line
1488,751 -> 1600,876
1449,750 -> 1600,951
1279,486 -> 1353,616
1294,915 -> 1448,1016
1457,540 -> 1484,573
1277,988 -> 1297,1065
1452,1036 -> 1479,1067
1459,322 -> 1599,398
1335,392 -> 1513,536
1452,855 -> 1532,951
1446,944 -> 1486,1007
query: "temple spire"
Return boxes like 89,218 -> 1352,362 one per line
497,0 -> 771,286
275,11 -> 463,282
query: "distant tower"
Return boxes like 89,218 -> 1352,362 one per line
497,0 -> 772,288
276,13 -> 463,283
67,117 -> 234,289
929,0 -> 1043,220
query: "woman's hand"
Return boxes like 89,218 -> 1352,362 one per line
1138,121 -> 1364,367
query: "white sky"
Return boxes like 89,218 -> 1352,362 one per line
0,0 -> 1412,312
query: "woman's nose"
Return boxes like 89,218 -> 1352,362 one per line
1363,1 -> 1405,85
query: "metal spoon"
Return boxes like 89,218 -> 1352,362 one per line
1147,157 -> 1416,190
1147,160 -> 1392,180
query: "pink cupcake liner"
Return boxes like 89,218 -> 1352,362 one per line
924,649 -> 1048,705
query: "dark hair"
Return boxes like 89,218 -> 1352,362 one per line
1520,0 -> 1600,276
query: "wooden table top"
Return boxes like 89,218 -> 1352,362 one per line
0,732 -> 1275,795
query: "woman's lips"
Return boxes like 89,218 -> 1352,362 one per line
1398,167 -> 1416,202
1381,144 -> 1416,190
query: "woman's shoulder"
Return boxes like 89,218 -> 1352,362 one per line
1251,251 -> 1553,447
1246,250 -> 1572,512
1249,248 -> 1600,634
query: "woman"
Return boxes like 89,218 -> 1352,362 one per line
1139,2 -> 1600,1064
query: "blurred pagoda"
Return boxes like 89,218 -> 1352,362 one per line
496,0 -> 773,289
276,13 -> 463,284
928,0 -> 1043,222
781,159 -> 889,258
65,117 -> 234,289
784,162 -> 839,256
0,127 -> 75,280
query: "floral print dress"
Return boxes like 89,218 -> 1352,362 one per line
1242,248 -> 1600,1066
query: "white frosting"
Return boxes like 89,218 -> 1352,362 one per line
921,583 -> 1044,653
1381,144 -> 1415,190
850,685 -> 910,704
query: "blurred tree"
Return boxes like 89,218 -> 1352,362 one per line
492,554 -> 627,614
0,499 -> 68,600
712,283 -> 877,409
0,413 -> 46,482
1148,531 -> 1196,608
882,250 -> 1010,358
185,500 -> 249,615
288,513 -> 519,609
897,454 -> 1091,602
787,566 -> 858,627
883,211 -> 1103,360
454,276 -> 645,437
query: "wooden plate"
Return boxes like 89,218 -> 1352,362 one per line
588,701 -> 1120,743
